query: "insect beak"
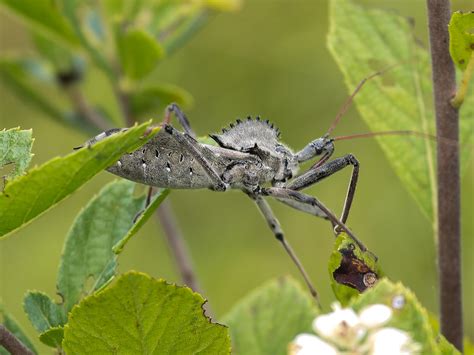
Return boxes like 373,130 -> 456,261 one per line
312,152 -> 331,169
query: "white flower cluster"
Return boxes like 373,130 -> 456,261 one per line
289,302 -> 420,355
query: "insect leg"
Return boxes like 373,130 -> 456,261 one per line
163,124 -> 227,191
164,103 -> 196,138
284,154 -> 359,227
262,187 -> 369,253
249,193 -> 319,301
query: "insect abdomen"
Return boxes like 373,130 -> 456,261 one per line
107,130 -> 216,189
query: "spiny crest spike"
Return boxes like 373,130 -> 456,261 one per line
211,116 -> 282,150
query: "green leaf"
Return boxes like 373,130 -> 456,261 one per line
117,29 -> 164,81
57,180 -> 168,311
39,327 -> 64,348
130,84 -> 193,119
0,0 -> 79,46
0,121 -> 157,238
0,57 -> 64,120
327,0 -> 473,223
112,187 -> 169,254
102,0 -> 143,21
154,6 -> 208,54
222,277 -> 319,355
449,12 -> 474,71
328,233 -> 382,306
63,272 -> 230,354
23,292 -> 66,333
350,278 -> 438,354
204,0 -> 241,12
0,128 -> 34,180
32,31 -> 80,74
0,56 -> 101,134
437,334 -> 461,355
0,306 -> 37,354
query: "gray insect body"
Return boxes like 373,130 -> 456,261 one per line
108,118 -> 300,192
82,104 -> 369,299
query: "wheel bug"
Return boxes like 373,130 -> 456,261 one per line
78,71 -> 430,300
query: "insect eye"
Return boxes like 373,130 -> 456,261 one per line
311,142 -> 322,154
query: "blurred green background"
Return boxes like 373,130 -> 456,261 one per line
1,0 -> 472,352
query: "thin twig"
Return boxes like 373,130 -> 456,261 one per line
156,200 -> 203,294
65,85 -> 111,132
426,0 -> 463,351
0,325 -> 34,355
115,86 -> 134,127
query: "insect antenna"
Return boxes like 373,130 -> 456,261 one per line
333,130 -> 436,142
333,130 -> 464,149
325,65 -> 397,137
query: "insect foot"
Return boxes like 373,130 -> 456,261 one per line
73,128 -> 127,150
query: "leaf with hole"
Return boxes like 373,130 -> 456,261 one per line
328,0 -> 473,223
0,121 -> 157,238
328,233 -> 382,306
222,277 -> 319,355
0,127 -> 34,181
63,272 -> 230,354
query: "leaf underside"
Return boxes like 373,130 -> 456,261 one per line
58,180 -> 147,312
23,292 -> 66,334
328,0 -> 473,222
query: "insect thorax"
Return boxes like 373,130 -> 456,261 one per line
210,117 -> 299,184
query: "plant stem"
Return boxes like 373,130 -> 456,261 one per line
0,325 -> 34,355
65,85 -> 111,132
426,0 -> 463,351
116,86 -> 133,126
156,200 -> 203,294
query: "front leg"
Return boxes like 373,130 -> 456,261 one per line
283,154 -> 359,226
262,187 -> 369,253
